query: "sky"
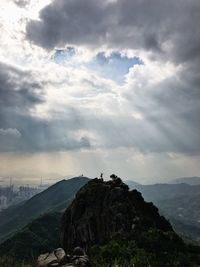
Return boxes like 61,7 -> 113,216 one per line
0,0 -> 200,185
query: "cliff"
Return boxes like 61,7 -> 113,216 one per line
36,176 -> 200,267
61,176 -> 172,253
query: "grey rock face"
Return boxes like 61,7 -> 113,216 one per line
37,248 -> 65,267
61,178 -> 172,253
37,247 -> 90,267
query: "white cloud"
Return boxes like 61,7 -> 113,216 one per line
0,0 -> 200,181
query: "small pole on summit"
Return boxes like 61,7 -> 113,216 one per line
100,173 -> 103,181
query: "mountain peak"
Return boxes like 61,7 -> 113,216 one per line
61,176 -> 172,253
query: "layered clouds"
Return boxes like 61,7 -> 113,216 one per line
0,0 -> 200,183
26,0 -> 200,63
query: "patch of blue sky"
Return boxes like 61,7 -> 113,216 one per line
87,52 -> 144,84
52,48 -> 143,84
52,47 -> 76,64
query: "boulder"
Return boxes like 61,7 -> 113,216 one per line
37,248 -> 66,267
37,247 -> 91,267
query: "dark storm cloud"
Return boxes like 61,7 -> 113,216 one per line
0,110 -> 91,153
26,0 -> 111,49
0,113 -> 91,152
7,0 -> 200,155
122,69 -> 200,155
0,62 -> 41,151
26,0 -> 200,63
0,62 -> 90,152
0,62 -> 43,113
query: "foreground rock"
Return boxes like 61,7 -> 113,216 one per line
61,176 -> 172,253
37,248 -> 66,267
37,247 -> 91,267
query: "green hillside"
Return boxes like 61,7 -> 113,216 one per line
0,177 -> 199,267
0,176 -> 89,243
0,212 -> 62,265
127,181 -> 200,242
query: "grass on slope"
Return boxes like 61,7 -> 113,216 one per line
0,212 -> 62,265
0,177 -> 89,243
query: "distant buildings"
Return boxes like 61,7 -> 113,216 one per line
19,186 -> 40,198
0,183 -> 46,211
0,195 -> 7,210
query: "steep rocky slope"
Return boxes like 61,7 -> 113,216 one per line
0,176 -> 199,267
61,176 -> 172,253
61,176 -> 200,267
127,181 -> 200,241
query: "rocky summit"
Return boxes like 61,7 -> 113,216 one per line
61,175 -> 172,253
36,176 -> 200,267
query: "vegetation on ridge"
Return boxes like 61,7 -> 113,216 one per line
90,229 -> 200,267
0,176 -> 200,267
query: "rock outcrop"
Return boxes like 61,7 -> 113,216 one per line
37,247 -> 91,267
61,176 -> 172,253
37,248 -> 66,267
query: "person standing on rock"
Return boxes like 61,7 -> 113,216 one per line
100,173 -> 103,181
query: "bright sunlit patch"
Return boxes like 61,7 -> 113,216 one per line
125,60 -> 177,87
131,113 -> 144,120
0,4 -> 22,24
25,0 -> 52,20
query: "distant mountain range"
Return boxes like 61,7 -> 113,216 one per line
126,181 -> 200,241
170,176 -> 200,185
0,176 -> 200,267
0,176 -> 89,243
0,175 -> 199,264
